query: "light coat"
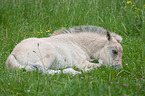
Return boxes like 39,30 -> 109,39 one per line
6,26 -> 123,74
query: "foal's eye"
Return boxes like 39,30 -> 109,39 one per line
112,50 -> 118,54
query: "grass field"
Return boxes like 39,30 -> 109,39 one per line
0,0 -> 145,95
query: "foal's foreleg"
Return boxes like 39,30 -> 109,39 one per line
78,61 -> 101,72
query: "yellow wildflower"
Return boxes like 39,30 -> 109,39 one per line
23,32 -> 25,34
46,30 -> 50,32
127,1 -> 132,4
40,30 -> 42,31
132,5 -> 134,7
68,8 -> 70,11
31,32 -> 33,33
137,8 -> 140,11
37,32 -> 40,33
41,32 -> 43,33
121,6 -> 123,8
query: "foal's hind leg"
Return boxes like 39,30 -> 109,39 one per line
31,43 -> 58,73
35,53 -> 56,73
6,54 -> 36,71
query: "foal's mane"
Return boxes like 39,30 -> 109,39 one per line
52,25 -> 123,43
53,25 -> 107,35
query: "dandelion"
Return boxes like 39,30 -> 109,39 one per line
23,32 -> 25,34
31,32 -> 33,33
132,5 -> 134,7
68,8 -> 70,11
46,30 -> 50,32
137,8 -> 140,11
127,1 -> 132,4
121,6 -> 123,8
37,32 -> 40,33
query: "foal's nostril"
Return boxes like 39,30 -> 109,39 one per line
112,65 -> 122,69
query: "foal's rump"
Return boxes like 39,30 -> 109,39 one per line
6,37 -> 88,71
6,38 -> 56,71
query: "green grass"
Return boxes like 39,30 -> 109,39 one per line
0,0 -> 145,95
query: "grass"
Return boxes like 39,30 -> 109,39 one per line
0,0 -> 145,95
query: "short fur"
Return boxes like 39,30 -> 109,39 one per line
6,25 -> 123,73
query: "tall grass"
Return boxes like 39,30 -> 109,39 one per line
0,0 -> 144,95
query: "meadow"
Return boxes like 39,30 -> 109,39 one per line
0,0 -> 145,95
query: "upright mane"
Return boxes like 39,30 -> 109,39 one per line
52,25 -> 123,43
52,25 -> 107,35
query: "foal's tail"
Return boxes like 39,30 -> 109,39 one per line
6,54 -> 60,74
6,54 -> 34,71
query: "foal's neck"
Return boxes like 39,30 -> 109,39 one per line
73,32 -> 107,57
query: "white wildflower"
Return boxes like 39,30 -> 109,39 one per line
98,59 -> 103,65
27,90 -> 30,92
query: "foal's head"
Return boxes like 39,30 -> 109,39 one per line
100,30 -> 123,68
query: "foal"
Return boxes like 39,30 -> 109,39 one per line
6,26 -> 123,74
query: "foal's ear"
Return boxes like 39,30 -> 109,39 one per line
111,33 -> 123,43
106,29 -> 112,41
